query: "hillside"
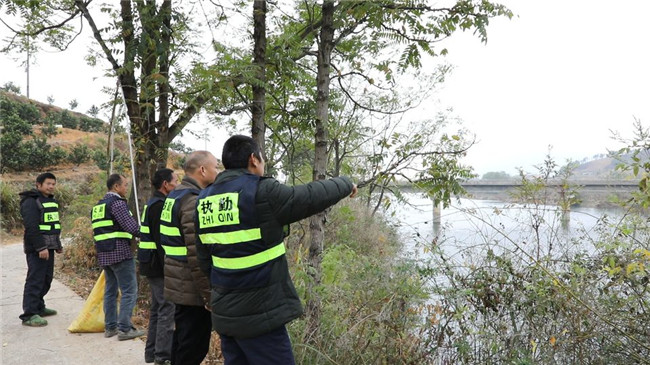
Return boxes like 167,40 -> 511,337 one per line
1,90 -> 183,183
573,156 -> 620,178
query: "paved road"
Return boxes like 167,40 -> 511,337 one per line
1,243 -> 146,364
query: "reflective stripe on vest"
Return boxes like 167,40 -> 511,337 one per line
91,198 -> 133,244
138,203 -> 154,250
211,241 -> 285,270
197,173 -> 283,274
39,198 -> 61,235
137,196 -> 165,262
160,188 -> 198,260
198,228 -> 262,245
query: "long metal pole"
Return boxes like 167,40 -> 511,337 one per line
117,79 -> 140,219
126,123 -> 140,219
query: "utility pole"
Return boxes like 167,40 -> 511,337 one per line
26,39 -> 30,98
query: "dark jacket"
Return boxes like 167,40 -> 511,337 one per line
163,177 -> 212,306
139,190 -> 166,277
196,168 -> 354,338
19,189 -> 62,254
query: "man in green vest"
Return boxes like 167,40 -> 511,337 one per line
138,168 -> 179,365
18,172 -> 63,327
162,151 -> 220,365
92,173 -> 143,340
196,135 -> 357,364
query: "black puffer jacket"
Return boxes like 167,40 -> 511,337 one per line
19,189 -> 62,253
196,169 -> 354,339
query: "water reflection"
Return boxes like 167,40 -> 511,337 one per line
391,193 -> 624,262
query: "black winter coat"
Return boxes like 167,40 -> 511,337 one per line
19,189 -> 62,254
196,169 -> 354,339
139,190 -> 166,277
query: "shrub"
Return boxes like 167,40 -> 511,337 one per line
21,137 -> 67,170
68,144 -> 91,166
0,95 -> 40,125
41,120 -> 59,137
0,182 -> 22,233
289,201 -> 432,364
0,131 -> 28,172
78,116 -> 105,132
58,110 -> 78,129
61,216 -> 97,270
18,102 -> 41,124
1,111 -> 33,136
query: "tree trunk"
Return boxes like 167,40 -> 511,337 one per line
305,0 -> 335,344
251,0 -> 267,161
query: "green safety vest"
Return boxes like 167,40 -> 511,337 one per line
38,196 -> 61,235
137,196 -> 165,263
196,173 -> 285,287
160,188 -> 199,261
91,195 -> 133,251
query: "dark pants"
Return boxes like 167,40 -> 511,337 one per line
20,249 -> 54,321
220,326 -> 295,365
145,277 -> 175,363
171,304 -> 212,365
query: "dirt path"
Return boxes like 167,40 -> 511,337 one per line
0,243 -> 146,364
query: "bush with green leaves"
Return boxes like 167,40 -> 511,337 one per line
411,150 -> 650,364
68,144 -> 91,166
288,201 -> 433,364
0,95 -> 40,125
78,116 -> 105,132
57,110 -> 78,129
0,182 -> 22,232
91,147 -> 128,173
21,137 -> 66,170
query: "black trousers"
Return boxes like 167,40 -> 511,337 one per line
171,304 -> 212,365
219,326 -> 295,365
220,325 -> 296,365
20,249 -> 54,321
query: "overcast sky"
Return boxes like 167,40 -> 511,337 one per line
1,0 -> 649,176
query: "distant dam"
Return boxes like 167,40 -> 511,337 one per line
460,179 -> 639,207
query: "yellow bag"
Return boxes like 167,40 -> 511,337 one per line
68,270 -> 106,333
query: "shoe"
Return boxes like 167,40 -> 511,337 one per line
104,328 -> 118,338
145,354 -> 154,363
22,314 -> 48,327
118,327 -> 145,341
39,307 -> 57,317
154,360 -> 172,365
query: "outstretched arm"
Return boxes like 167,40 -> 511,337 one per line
263,176 -> 356,226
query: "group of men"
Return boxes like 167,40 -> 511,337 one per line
19,135 -> 357,365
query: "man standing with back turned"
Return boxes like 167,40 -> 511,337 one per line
161,151 -> 220,365
19,172 -> 63,327
91,173 -> 144,341
138,168 -> 179,365
196,135 -> 357,364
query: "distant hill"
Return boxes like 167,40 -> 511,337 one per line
573,156 -> 620,178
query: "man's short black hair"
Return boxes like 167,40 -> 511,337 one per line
222,135 -> 262,169
152,168 -> 174,189
36,172 -> 56,185
106,173 -> 124,190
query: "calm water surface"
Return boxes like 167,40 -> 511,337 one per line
392,193 -> 625,264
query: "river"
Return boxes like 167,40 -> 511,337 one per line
392,193 -> 626,265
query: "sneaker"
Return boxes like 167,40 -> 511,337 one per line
22,314 -> 48,327
104,328 -> 118,338
117,327 -> 145,341
39,307 -> 57,317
